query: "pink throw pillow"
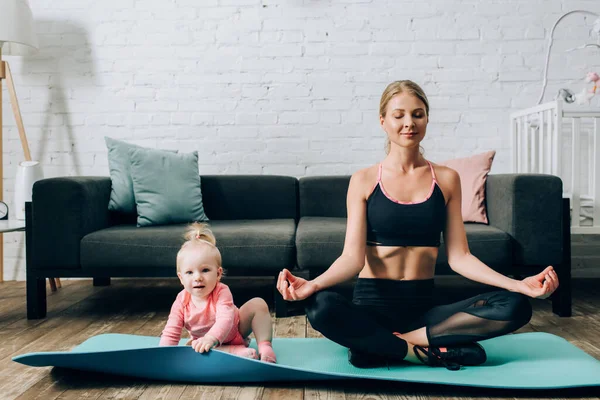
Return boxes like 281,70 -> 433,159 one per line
440,150 -> 496,224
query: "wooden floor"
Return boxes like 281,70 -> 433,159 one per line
1,277 -> 600,400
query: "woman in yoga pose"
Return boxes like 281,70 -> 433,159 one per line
277,80 -> 558,370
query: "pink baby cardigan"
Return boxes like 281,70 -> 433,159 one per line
159,283 -> 241,346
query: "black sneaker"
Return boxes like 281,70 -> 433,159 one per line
413,343 -> 487,371
348,348 -> 389,368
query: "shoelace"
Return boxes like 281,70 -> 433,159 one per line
413,345 -> 461,371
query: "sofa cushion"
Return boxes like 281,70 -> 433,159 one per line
81,219 -> 296,273
105,137 -> 177,215
129,148 -> 208,227
299,176 -> 351,217
201,175 -> 298,220
296,217 -> 346,270
440,150 -> 496,224
296,217 -> 512,274
436,223 -> 513,275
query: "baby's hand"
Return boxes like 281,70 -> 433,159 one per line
191,335 -> 219,353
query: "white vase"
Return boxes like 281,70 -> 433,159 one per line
14,161 -> 43,220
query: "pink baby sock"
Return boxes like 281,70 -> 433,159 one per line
218,345 -> 258,360
258,341 -> 277,363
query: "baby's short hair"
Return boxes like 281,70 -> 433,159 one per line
177,222 -> 222,271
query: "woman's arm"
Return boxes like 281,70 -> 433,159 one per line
310,171 -> 369,291
441,168 -> 546,293
278,169 -> 370,300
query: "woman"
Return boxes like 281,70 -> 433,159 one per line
277,80 -> 558,371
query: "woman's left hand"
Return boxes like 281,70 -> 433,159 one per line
516,266 -> 559,299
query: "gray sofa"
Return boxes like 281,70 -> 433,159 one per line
25,173 -> 571,320
26,175 -> 298,319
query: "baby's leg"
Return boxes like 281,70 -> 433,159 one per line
217,344 -> 258,359
239,297 -> 277,363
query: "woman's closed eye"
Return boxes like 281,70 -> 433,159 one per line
395,113 -> 424,119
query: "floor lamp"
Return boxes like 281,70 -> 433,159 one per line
0,0 -> 60,290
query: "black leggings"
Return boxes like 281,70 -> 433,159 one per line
305,278 -> 533,360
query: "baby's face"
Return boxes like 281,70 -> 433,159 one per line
177,245 -> 222,299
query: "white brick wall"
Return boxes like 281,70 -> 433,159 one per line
2,0 -> 600,280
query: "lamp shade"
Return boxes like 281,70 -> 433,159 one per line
0,0 -> 38,56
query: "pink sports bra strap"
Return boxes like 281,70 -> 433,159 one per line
427,161 -> 438,183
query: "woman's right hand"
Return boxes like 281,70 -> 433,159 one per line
277,268 -> 317,301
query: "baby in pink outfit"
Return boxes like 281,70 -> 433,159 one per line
159,222 -> 277,363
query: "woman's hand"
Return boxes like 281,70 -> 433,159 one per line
277,268 -> 317,301
191,335 -> 219,353
516,266 -> 559,299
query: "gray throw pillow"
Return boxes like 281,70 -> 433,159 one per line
129,147 -> 208,227
105,137 -> 177,214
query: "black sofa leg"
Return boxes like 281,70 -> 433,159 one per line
552,269 -> 572,317
274,275 -> 287,318
274,293 -> 288,318
27,276 -> 47,319
93,277 -> 111,286
552,197 -> 572,317
25,202 -> 46,319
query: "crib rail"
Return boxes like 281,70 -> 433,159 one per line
510,100 -> 600,233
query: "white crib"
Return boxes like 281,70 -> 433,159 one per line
510,100 -> 600,233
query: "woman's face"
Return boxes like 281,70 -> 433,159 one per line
380,92 -> 428,150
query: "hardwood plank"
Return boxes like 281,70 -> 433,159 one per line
0,280 -> 93,330
136,384 -> 186,400
219,386 -> 263,400
262,386 -> 305,400
95,381 -> 149,400
13,374 -> 67,400
51,370 -> 141,400
178,385 -> 225,400
304,386 -> 346,400
273,315 -> 306,339
49,370 -> 140,400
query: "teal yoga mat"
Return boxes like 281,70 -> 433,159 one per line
12,332 -> 600,388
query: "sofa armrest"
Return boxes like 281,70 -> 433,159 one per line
31,177 -> 113,271
485,174 -> 563,266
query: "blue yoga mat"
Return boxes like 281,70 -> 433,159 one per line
12,332 -> 600,388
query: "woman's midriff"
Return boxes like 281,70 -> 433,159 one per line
359,246 -> 438,280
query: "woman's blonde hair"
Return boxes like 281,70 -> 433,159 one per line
177,222 -> 222,271
380,80 -> 429,154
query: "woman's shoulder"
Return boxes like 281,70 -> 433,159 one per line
350,164 -> 379,198
429,161 -> 458,179
351,164 -> 379,185
428,161 -> 461,192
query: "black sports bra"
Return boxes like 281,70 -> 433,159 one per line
366,161 -> 447,247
